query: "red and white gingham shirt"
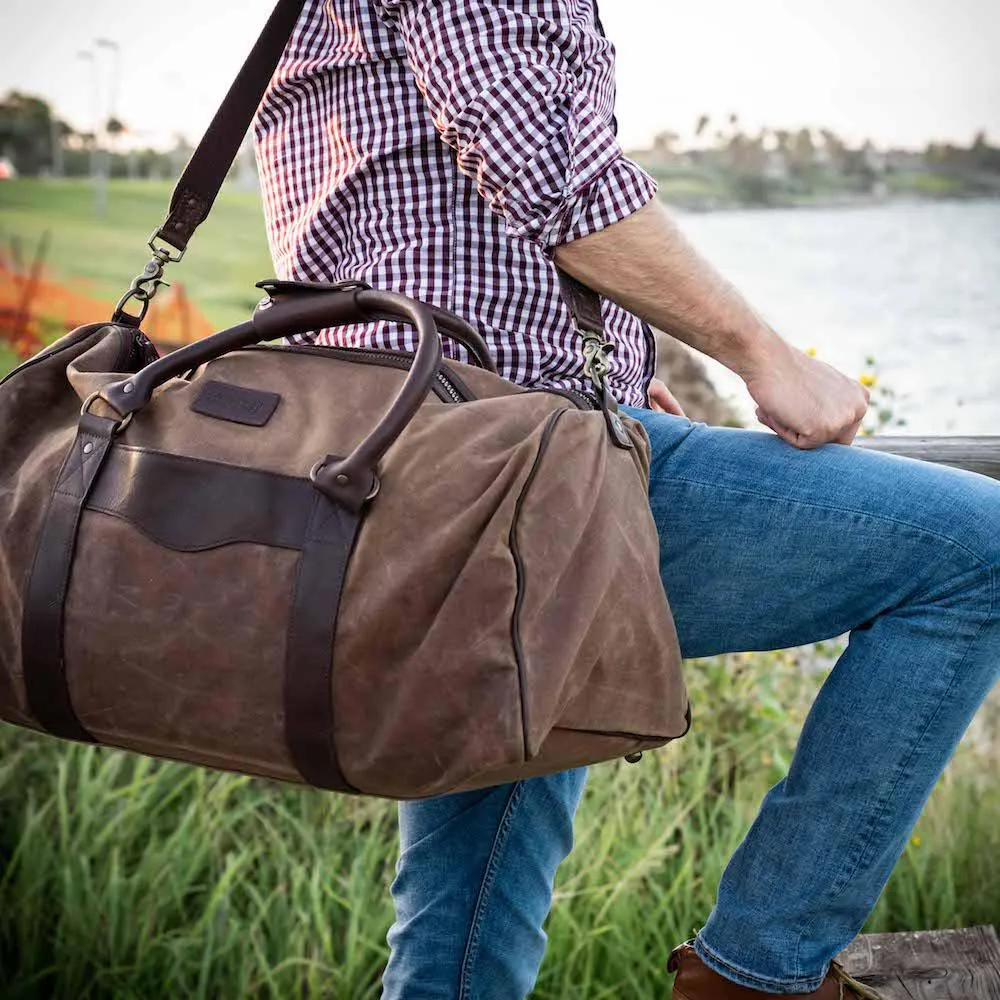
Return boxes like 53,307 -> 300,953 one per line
254,0 -> 658,406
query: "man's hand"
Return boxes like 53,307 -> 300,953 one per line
553,199 -> 869,449
648,378 -> 686,417
742,339 -> 871,449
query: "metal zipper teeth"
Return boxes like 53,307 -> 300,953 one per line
0,327 -> 147,389
540,386 -> 599,411
252,343 -> 471,405
251,344 -> 596,411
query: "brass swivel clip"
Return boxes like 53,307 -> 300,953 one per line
111,230 -> 185,326
581,333 -> 614,390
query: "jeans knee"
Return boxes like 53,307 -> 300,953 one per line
924,474 -> 1000,617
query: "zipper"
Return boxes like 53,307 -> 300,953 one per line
545,386 -> 600,411
262,343 -> 599,411
434,372 -> 464,404
250,343 -> 473,405
3,329 -> 598,416
0,326 -> 150,389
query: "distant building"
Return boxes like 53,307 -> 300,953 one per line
762,150 -> 789,181
860,142 -> 887,175
884,149 -> 929,173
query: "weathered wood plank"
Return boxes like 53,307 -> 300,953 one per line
836,925 -> 1000,999
856,436 -> 1000,482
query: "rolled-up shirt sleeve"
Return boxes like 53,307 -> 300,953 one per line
376,0 -> 657,247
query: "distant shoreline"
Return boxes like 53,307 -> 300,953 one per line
660,189 -> 1000,214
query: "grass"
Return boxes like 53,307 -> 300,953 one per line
0,178 -> 275,332
885,171 -> 969,198
1,647 -> 998,999
0,345 -> 16,379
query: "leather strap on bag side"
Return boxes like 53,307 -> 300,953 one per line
285,492 -> 361,791
22,412 -> 120,741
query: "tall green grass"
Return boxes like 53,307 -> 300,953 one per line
2,647 -> 997,999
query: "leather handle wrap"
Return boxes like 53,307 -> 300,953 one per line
101,289 -> 444,511
102,289 -> 440,414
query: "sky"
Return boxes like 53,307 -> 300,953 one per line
1,0 -> 998,152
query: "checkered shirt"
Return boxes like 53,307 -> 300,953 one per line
254,0 -> 658,405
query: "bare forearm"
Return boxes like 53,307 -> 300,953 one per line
553,197 -> 783,379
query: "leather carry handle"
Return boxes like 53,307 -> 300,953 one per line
101,288 -> 445,511
256,279 -> 498,373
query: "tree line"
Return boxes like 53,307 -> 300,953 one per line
633,114 -> 1000,206
0,91 -> 191,180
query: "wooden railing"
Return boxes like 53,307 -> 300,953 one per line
857,437 -> 1000,482
837,925 -> 1000,999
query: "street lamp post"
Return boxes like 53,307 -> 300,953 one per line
76,48 -> 107,216
75,50 -> 98,180
95,39 -> 121,125
94,38 -> 121,216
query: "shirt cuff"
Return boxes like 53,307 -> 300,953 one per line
499,87 -> 658,249
543,155 -> 658,248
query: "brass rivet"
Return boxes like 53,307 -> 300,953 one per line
82,442 -> 94,455
122,382 -> 134,394
336,474 -> 349,485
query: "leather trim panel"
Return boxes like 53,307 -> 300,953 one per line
22,412 -> 120,742
85,446 -> 315,552
284,492 -> 361,791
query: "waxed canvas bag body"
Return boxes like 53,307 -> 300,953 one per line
0,0 -> 689,798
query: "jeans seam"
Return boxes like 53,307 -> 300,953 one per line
791,570 -> 995,980
458,781 -> 527,1000
657,475 -> 991,569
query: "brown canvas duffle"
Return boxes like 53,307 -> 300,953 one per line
0,0 -> 689,798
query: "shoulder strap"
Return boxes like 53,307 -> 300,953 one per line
128,0 -> 617,413
156,0 -> 306,254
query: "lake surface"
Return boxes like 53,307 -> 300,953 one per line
676,199 -> 1000,436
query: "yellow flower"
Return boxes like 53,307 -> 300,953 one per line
805,347 -> 817,357
859,372 -> 877,388
910,834 -> 921,847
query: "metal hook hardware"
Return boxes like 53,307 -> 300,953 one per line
110,229 -> 186,326
581,333 -> 614,390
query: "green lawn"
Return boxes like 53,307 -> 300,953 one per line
1,647 -> 998,999
0,178 -> 275,333
0,345 -> 16,378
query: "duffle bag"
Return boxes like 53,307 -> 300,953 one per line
0,0 -> 689,798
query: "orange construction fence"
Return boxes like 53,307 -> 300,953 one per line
1,245 -> 216,361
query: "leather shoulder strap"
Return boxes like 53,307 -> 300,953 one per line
152,0 -> 607,368
156,0 -> 307,253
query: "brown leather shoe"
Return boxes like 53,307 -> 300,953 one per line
667,942 -> 886,999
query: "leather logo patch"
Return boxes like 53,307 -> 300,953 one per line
191,380 -> 281,427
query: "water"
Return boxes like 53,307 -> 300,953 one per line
675,199 -> 1000,436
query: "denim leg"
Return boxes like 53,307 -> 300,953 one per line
623,409 -> 1000,993
382,409 -> 1000,998
381,768 -> 587,1000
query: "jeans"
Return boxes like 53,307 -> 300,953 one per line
380,409 -> 1000,998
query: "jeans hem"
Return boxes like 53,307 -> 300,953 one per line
693,932 -> 826,994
